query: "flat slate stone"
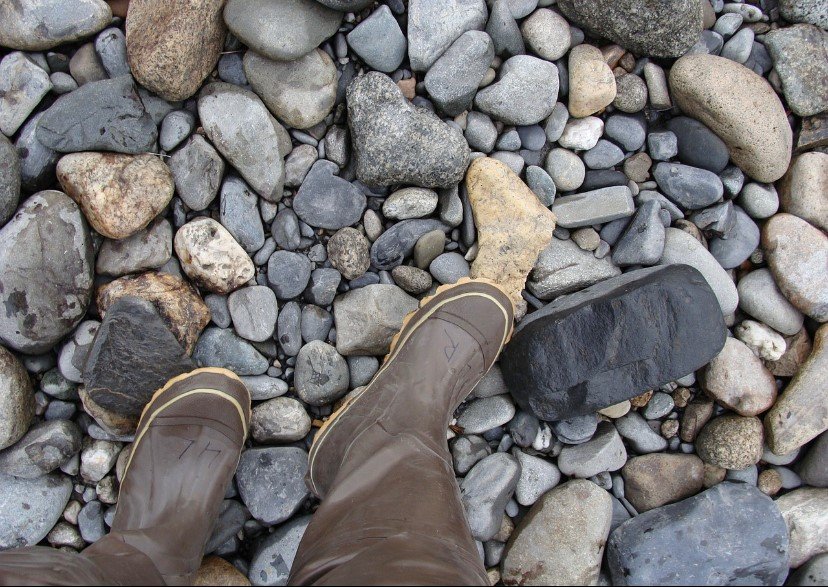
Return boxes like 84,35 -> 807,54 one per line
84,297 -> 194,419
36,76 -> 157,154
551,186 -> 635,228
293,160 -> 366,230
654,162 -> 724,210
607,482 -> 790,586
502,265 -> 726,421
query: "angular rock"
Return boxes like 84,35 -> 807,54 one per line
776,488 -> 828,568
0,0 -> 112,51
57,153 -> 174,240
424,31 -> 495,116
224,0 -> 342,62
558,0 -> 703,58
96,271 -> 210,354
766,324 -> 828,456
779,152 -> 828,232
0,420 -> 81,479
659,227 -> 739,315
551,186 -> 635,228
612,200 -> 666,267
557,422 -> 627,478
333,284 -> 418,356
466,157 -> 556,313
622,454 -> 704,512
198,83 -> 285,202
249,515 -> 310,587
763,213 -> 828,322
293,160 -> 366,230
370,219 -> 449,270
407,0 -> 488,71
126,0 -> 226,102
502,479 -> 612,586
244,49 -> 337,130
84,297 -> 194,421
502,265 -> 726,421
0,135 -> 20,226
696,415 -> 764,470
0,52 -> 52,137
36,76 -> 157,155
764,25 -> 828,117
527,237 -> 621,300
175,218 -> 254,295
346,5 -> 407,74
169,135 -> 225,212
347,72 -> 470,188
97,218 -> 173,276
0,191 -> 94,353
607,483 -> 790,586
669,54 -> 792,183
702,337 -> 777,416
568,44 -> 616,118
513,450 -> 560,507
235,447 -> 309,525
474,55 -> 559,126
708,206 -> 760,269
0,472 -> 72,549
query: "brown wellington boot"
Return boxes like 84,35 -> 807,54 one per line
289,279 -> 514,586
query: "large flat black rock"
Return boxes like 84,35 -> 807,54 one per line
607,482 -> 789,586
501,264 -> 726,421
83,296 -> 194,418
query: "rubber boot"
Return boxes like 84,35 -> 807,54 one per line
0,368 -> 251,586
289,279 -> 515,586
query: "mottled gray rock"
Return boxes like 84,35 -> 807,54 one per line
779,0 -> 828,28
242,375 -> 289,401
284,145 -> 317,188
333,284 -> 418,356
169,135 -> 225,212
370,219 -> 449,270
236,447 -> 309,525
346,5 -> 407,73
545,147 -> 585,192
0,135 -> 20,227
551,186 -> 635,228
789,553 -> 828,587
220,176 -> 265,254
293,160 -> 366,230
0,472 -> 72,549
460,453 -> 520,541
607,483 -> 790,586
224,0 -> 342,62
277,301 -> 302,357
474,55 -> 559,125
267,251 -> 312,300
765,25 -> 828,117
36,76 -> 157,154
513,450 -> 561,506
528,237 -> 621,300
249,515 -> 311,586
465,112 -> 498,153
0,347 -> 34,451
616,411 -> 669,454
198,83 -> 285,202
304,268 -> 341,307
521,8 -> 571,61
96,218 -> 173,277
295,341 -> 349,406
551,414 -> 599,445
0,191 -> 94,353
0,52 -> 52,137
0,420 -> 81,479
408,0 -> 488,71
425,31 -> 494,116
525,166 -> 556,206
0,0 -> 112,51
647,130 -> 679,161
347,72 -> 471,188
193,327 -> 269,375
228,286 -> 278,343
557,422 -> 627,478
251,397 -> 311,444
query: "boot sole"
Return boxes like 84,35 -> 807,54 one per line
121,367 -> 252,479
307,277 -> 515,498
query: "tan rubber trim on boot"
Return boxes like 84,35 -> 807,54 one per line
307,278 -> 514,496
122,368 -> 250,479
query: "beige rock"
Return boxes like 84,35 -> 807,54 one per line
734,320 -> 787,361
126,0 -> 226,102
501,479 -> 611,586
96,271 -> 211,354
701,337 -> 777,416
599,400 -> 631,419
775,488 -> 828,567
758,469 -> 783,496
669,54 -> 792,182
702,463 -> 726,488
762,213 -> 828,322
621,453 -> 705,512
193,556 -> 250,586
174,219 -> 254,295
696,414 -> 764,469
765,324 -> 828,456
0,346 -> 34,450
466,157 -> 557,315
244,49 -> 337,130
680,398 -> 715,443
778,152 -> 828,232
766,327 -> 812,377
568,44 -> 616,118
57,153 -> 174,240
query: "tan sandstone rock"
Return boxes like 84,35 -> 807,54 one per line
701,337 -> 777,416
621,453 -> 705,512
194,556 -> 251,586
568,44 -> 616,118
778,151 -> 828,232
174,218 -> 254,295
775,488 -> 828,568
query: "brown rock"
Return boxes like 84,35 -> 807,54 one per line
568,44 -> 616,118
621,453 -> 705,512
680,398 -> 714,443
327,227 -> 370,280
96,271 -> 210,354
775,488 -> 828,568
797,112 -> 828,152
390,265 -> 433,295
466,157 -> 556,316
630,390 -> 654,408
765,324 -> 828,456
778,152 -> 828,232
174,218 -> 255,295
126,0 -> 226,102
107,0 -> 130,18
668,54 -> 792,182
193,557 -> 250,586
696,414 -> 764,470
397,77 -> 416,101
623,152 -> 651,182
762,213 -> 828,322
56,153 -> 174,240
702,463 -> 726,488
701,337 -> 777,416
79,386 -> 138,436
766,327 -> 812,377
758,469 -> 783,496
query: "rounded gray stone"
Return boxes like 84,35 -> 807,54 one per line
474,55 -> 559,126
294,340 -> 349,406
346,5 -> 407,74
236,447 -> 309,525
228,286 -> 278,343
267,251 -> 313,300
0,471 -> 72,549
193,327 -> 270,375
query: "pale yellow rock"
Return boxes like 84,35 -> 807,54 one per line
669,54 -> 792,182
568,44 -> 617,118
775,488 -> 828,568
57,153 -> 174,240
193,556 -> 250,586
765,324 -> 828,455
174,218 -> 254,295
466,158 -> 557,316
599,400 -> 631,419
778,152 -> 828,232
